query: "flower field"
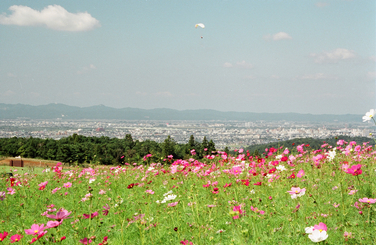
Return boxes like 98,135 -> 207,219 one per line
1,138 -> 376,245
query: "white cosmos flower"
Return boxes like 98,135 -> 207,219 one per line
362,109 -> 376,122
307,229 -> 328,243
326,149 -> 336,161
276,165 -> 286,171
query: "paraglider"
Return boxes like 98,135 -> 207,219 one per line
195,23 -> 205,39
195,23 -> 205,29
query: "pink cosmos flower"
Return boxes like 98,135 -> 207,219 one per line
7,187 -> 15,195
359,198 -> 376,204
313,222 -> 327,232
349,190 -> 358,195
46,221 -> 62,229
297,169 -> 305,178
231,166 -> 242,176
0,231 -> 8,242
250,206 -> 265,215
287,187 -> 306,199
63,182 -> 72,188
102,204 -> 110,216
38,181 -> 48,187
79,238 -> 92,244
233,205 -> 245,215
99,189 -> 106,195
81,197 -> 89,202
24,224 -> 46,235
224,183 -> 232,188
10,234 -> 23,243
145,190 -> 154,194
46,208 -> 72,221
51,187 -> 61,194
168,202 -> 178,207
0,191 -> 5,201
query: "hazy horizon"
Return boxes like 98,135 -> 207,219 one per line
1,1 -> 375,115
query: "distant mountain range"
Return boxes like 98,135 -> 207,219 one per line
0,103 -> 363,122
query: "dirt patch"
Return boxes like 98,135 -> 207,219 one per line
0,158 -> 58,168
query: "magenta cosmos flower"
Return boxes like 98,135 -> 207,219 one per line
83,211 -> 99,219
102,204 -> 110,216
10,234 -> 23,243
345,164 -> 362,176
46,208 -> 72,221
0,231 -> 8,242
24,224 -> 46,235
359,198 -> 376,204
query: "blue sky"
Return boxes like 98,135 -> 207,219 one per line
0,0 -> 375,114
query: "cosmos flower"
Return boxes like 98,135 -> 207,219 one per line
359,198 -> 376,204
305,223 -> 328,243
46,208 -> 72,221
362,109 -> 375,122
24,224 -> 46,235
287,187 -> 306,199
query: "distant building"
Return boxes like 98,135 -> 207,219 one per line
96,128 -> 105,132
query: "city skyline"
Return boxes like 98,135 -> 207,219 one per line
0,1 -> 375,115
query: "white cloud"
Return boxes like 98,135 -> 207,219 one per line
264,32 -> 292,41
315,2 -> 329,8
236,61 -> 253,69
223,62 -> 233,68
273,32 -> 292,40
367,71 -> 376,79
154,91 -> 173,97
244,75 -> 255,80
297,73 -> 337,80
0,5 -> 100,31
136,91 -> 148,96
77,64 -> 96,74
2,90 -> 16,96
310,48 -> 356,63
223,61 -> 253,69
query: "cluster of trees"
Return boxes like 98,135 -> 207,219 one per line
1,134 -> 372,165
244,136 -> 375,157
0,134 -> 216,165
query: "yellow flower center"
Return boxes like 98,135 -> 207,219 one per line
319,229 -> 323,232
34,230 -> 39,233
367,200 -> 370,203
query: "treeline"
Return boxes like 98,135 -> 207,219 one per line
0,134 -> 217,165
245,136 -> 375,157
